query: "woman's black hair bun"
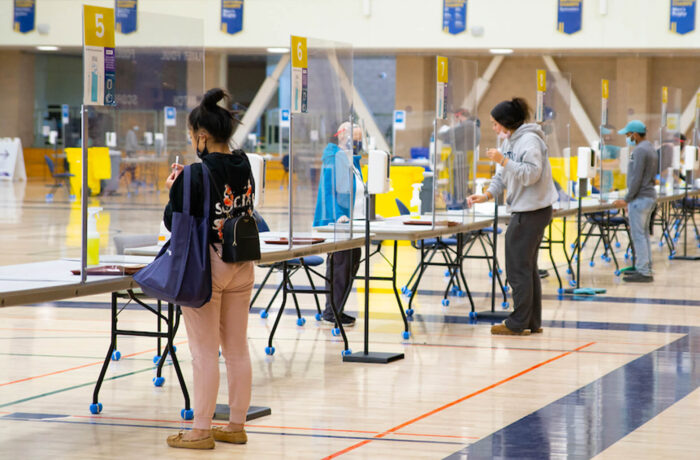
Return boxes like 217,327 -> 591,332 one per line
510,97 -> 530,120
202,88 -> 228,111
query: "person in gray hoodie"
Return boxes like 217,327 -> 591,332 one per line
467,98 -> 558,336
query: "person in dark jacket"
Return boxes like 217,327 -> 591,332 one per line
164,88 -> 254,450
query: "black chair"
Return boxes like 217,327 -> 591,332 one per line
44,155 -> 74,200
280,154 -> 290,189
249,211 -> 325,325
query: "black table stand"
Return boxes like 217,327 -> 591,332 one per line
343,192 -> 405,363
476,198 -> 509,320
671,170 -> 700,260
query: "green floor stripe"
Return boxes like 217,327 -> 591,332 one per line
0,365 -> 162,409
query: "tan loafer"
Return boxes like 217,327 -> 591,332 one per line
531,328 -> 544,334
491,324 -> 531,336
166,432 -> 215,449
212,426 -> 247,444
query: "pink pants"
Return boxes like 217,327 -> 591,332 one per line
181,247 -> 254,430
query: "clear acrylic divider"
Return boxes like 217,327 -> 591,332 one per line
291,38 -> 353,246
600,79 -> 630,203
434,58 -> 479,226
540,71 -> 572,208
657,87 -> 682,196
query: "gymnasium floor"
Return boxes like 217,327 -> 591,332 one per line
1,179 -> 699,459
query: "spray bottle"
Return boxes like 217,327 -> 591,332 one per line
87,207 -> 102,265
410,183 -> 422,219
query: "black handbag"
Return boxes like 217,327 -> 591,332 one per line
204,162 -> 261,263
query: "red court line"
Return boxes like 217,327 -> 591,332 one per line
0,340 -> 188,387
406,342 -> 640,356
323,341 -> 596,459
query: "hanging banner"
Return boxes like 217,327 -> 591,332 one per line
670,0 -> 696,35
442,0 -> 467,35
601,79 -> 609,126
13,0 -> 35,33
221,0 -> 244,35
291,36 -> 308,114
557,0 -> 582,34
436,57 -> 448,120
115,0 -> 137,34
83,5 -> 116,107
536,69 -> 546,122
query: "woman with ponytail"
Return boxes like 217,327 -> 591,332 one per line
163,88 -> 255,449
467,97 -> 558,336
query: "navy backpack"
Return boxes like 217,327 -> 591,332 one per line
134,164 -> 212,308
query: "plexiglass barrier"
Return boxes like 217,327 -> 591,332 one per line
658,87 -> 682,196
433,58 -> 479,225
599,80 -> 630,202
539,70 -> 572,208
290,38 -> 354,245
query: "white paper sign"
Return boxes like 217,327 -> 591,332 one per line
393,110 -> 406,130
0,138 -> 27,181
164,106 -> 176,127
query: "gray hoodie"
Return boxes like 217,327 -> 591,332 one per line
487,123 -> 558,213
624,139 -> 657,202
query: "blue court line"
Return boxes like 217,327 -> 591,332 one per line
443,327 -> 700,459
0,416 -> 463,446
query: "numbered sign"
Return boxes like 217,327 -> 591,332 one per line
61,104 -> 70,125
291,36 -> 308,114
436,56 -> 448,120
164,106 -> 177,127
83,5 -> 115,106
661,86 -> 668,126
536,69 -> 546,122
601,79 -> 609,126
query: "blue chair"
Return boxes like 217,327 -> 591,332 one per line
44,155 -> 74,199
249,211 -> 324,322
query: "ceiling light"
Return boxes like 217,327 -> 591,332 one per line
267,47 -> 289,54
36,46 -> 59,51
489,48 -> 514,55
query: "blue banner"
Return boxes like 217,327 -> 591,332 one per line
670,0 -> 696,35
557,0 -> 582,35
116,0 -> 137,35
442,0 -> 467,35
13,0 -> 35,34
221,0 -> 244,35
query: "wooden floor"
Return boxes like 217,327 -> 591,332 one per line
1,179 -> 699,459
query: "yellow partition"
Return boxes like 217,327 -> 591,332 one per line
65,147 -> 112,196
549,156 -> 578,187
362,164 -> 425,218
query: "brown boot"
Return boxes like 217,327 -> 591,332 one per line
491,324 -> 531,336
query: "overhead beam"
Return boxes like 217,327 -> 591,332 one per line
231,54 -> 290,149
542,55 -> 599,147
475,55 -> 504,108
680,86 -> 700,136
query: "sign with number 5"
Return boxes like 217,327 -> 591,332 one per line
83,5 -> 115,106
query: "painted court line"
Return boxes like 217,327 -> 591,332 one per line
322,342 -> 596,459
0,340 -> 187,387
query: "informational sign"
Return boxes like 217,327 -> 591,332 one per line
0,138 -> 27,181
221,0 -> 244,35
164,106 -> 176,127
601,79 -> 609,126
536,69 -> 546,122
442,0 -> 467,35
393,110 -> 406,131
83,5 -> 116,106
13,0 -> 35,33
436,57 -> 448,120
670,0 -> 696,35
115,0 -> 137,34
279,108 -> 290,128
661,86 -> 669,126
291,36 -> 308,114
557,0 -> 582,34
61,104 -> 70,125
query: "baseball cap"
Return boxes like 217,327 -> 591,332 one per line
618,120 -> 646,135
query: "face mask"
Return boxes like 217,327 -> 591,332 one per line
498,131 -> 510,140
352,140 -> 362,154
195,136 -> 209,159
626,137 -> 636,147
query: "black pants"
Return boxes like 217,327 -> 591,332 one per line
323,248 -> 362,318
504,206 -> 552,332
